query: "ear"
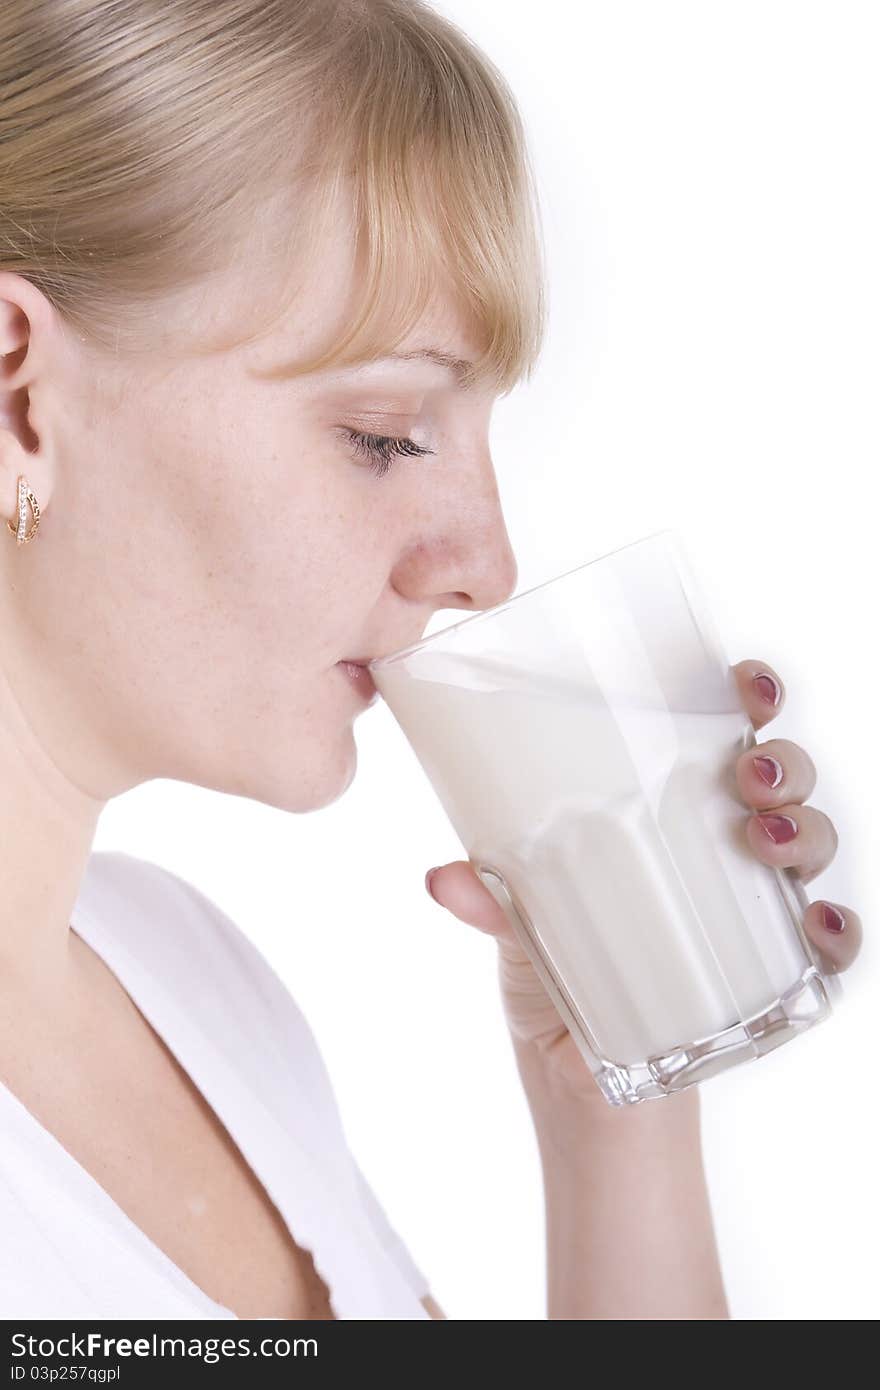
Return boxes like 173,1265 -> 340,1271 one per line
0,271 -> 62,521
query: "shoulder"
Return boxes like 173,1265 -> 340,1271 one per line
80,849 -> 291,1004
75,851 -> 435,1312
77,850 -> 335,1102
80,848 -> 265,969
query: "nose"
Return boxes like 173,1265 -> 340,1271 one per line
393,473 -> 520,617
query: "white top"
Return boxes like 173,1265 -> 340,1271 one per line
0,850 -> 431,1320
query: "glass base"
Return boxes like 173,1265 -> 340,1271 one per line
593,967 -> 833,1106
473,863 -> 841,1110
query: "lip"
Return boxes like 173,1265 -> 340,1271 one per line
336,660 -> 379,704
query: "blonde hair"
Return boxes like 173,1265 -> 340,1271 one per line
0,0 -> 547,396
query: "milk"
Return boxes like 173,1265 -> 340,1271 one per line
372,650 -> 829,1072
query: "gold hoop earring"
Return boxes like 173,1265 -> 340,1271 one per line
6,475 -> 42,546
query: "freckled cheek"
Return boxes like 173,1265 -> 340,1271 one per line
235,469 -> 399,635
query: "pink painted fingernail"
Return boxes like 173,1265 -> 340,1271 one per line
425,867 -> 441,901
821,903 -> 846,934
754,672 -> 782,706
753,754 -> 784,788
757,813 -> 798,844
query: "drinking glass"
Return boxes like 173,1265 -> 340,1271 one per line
367,529 -> 842,1106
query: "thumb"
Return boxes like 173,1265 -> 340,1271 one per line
424,860 -> 515,943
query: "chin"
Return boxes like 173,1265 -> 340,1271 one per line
312,733 -> 359,808
252,728 -> 359,814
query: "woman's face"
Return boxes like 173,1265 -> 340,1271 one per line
0,203 -> 518,815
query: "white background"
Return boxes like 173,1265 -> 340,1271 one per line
95,1 -> 878,1319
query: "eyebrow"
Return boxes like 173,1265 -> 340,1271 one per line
377,348 -> 475,389
251,344 -> 477,390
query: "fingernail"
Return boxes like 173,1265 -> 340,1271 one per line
821,902 -> 846,934
757,813 -> 798,844
753,671 -> 782,706
753,754 -> 784,788
425,867 -> 440,901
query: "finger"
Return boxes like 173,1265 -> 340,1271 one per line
735,737 -> 818,810
732,659 -> 786,733
744,802 -> 839,884
802,900 -> 863,974
425,860 -> 514,941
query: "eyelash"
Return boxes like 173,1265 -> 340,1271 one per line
343,428 -> 435,478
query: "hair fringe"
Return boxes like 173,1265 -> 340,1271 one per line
0,0 -> 547,395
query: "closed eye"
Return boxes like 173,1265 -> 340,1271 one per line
342,427 -> 436,478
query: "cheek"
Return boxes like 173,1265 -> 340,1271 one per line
153,413 -> 389,666
203,500 -> 378,671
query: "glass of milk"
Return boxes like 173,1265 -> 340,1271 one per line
367,528 -> 842,1107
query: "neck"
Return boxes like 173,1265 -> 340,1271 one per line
0,651 -> 105,997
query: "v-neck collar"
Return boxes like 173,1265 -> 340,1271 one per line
0,889 -> 350,1320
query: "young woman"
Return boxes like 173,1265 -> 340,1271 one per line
0,0 -> 862,1320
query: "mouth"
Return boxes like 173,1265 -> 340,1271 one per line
336,659 -> 379,704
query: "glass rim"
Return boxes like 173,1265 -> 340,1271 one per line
368,526 -> 682,671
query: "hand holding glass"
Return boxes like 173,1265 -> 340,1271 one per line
368,530 -> 841,1106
